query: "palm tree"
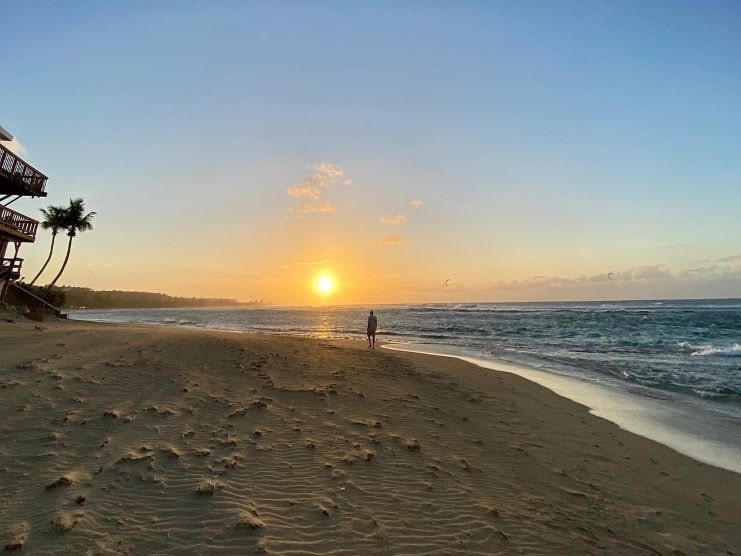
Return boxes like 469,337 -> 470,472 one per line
46,198 -> 96,290
29,205 -> 68,285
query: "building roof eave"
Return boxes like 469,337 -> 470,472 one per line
0,124 -> 13,142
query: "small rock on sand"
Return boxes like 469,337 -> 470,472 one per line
195,480 -> 223,497
160,445 -> 181,459
405,439 -> 421,451
235,511 -> 265,531
46,476 -> 73,490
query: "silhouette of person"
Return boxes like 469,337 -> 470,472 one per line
367,310 -> 378,349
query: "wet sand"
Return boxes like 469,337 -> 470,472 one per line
1,319 -> 739,554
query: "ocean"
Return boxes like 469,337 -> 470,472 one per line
70,299 -> 741,473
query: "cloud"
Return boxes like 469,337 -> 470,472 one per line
287,162 -> 346,197
631,264 -> 672,280
488,264 -> 675,291
296,259 -> 334,266
380,213 -> 406,225
681,266 -> 720,278
656,243 -> 690,250
382,233 -> 405,245
410,199 -> 423,209
680,261 -> 741,280
296,201 -> 336,214
287,183 -> 321,199
287,162 -> 350,211
313,162 -> 344,183
1,137 -> 27,156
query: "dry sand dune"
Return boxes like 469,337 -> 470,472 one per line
1,320 -> 740,554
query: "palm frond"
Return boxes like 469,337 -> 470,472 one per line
63,199 -> 96,236
39,205 -> 68,232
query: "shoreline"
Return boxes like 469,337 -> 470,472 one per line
384,342 -> 741,475
2,319 -> 740,553
70,311 -> 741,475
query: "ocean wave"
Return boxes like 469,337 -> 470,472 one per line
70,303 -> 741,407
690,343 -> 741,357
693,389 -> 730,400
380,331 -> 454,340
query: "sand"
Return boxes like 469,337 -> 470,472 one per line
1,319 -> 739,554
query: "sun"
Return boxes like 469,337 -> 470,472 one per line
314,273 -> 337,296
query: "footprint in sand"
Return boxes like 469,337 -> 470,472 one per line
4,522 -> 30,551
51,511 -> 83,534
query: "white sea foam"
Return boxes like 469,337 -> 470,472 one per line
691,343 -> 741,357
385,342 -> 741,474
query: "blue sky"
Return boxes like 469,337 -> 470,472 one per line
2,1 -> 740,303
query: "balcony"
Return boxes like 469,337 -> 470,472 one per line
0,143 -> 48,197
0,204 -> 38,242
0,257 -> 22,280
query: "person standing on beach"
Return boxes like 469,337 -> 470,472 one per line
367,310 -> 378,349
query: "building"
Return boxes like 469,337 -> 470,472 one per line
0,124 -> 48,302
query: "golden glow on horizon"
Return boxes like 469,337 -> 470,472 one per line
314,273 -> 337,297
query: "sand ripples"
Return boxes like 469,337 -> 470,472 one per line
1,324 -> 740,553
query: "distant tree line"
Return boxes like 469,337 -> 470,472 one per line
15,282 -> 66,308
58,286 -> 265,309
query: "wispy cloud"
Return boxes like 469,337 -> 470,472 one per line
656,243 -> 690,250
313,162 -> 344,183
286,180 -> 322,200
410,199 -> 423,209
287,162 -> 350,213
632,265 -> 673,280
680,265 -> 721,278
287,162 -> 348,198
296,259 -> 334,266
382,233 -> 405,245
380,213 -> 406,225
492,260 -> 741,294
287,183 -> 321,200
296,201 -> 336,214
489,264 -> 675,291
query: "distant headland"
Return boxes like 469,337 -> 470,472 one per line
59,286 -> 266,309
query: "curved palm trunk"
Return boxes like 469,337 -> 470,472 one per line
47,235 -> 73,290
29,232 -> 58,285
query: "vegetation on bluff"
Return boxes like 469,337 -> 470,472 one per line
59,286 -> 264,309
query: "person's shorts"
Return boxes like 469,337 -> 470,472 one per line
367,329 -> 376,335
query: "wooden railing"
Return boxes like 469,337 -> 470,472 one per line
0,204 -> 38,238
0,257 -> 23,279
0,143 -> 48,196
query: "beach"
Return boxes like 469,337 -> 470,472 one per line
1,319 -> 740,554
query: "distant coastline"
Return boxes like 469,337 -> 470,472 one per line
60,286 -> 266,310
